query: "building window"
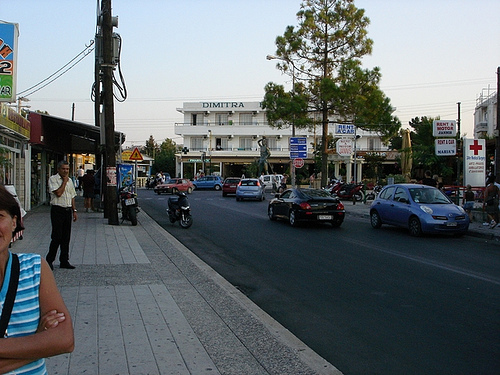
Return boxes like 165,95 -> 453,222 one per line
239,138 -> 253,150
239,113 -> 253,125
267,137 -> 277,151
215,138 -> 228,150
216,113 -> 228,126
191,137 -> 204,151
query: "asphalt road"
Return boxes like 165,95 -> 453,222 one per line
138,188 -> 500,375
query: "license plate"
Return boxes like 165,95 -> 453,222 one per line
318,215 -> 332,220
446,222 -> 457,227
125,198 -> 136,206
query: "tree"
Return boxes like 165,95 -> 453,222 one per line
144,135 -> 159,158
263,0 -> 399,186
408,116 -> 454,179
153,138 -> 178,176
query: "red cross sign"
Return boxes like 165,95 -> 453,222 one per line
469,139 -> 483,155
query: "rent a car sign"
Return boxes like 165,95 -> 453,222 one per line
435,138 -> 456,155
433,120 -> 456,137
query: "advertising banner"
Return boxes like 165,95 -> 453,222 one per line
336,138 -> 353,156
434,138 -> 456,156
0,23 -> 19,102
117,164 -> 134,189
463,138 -> 486,187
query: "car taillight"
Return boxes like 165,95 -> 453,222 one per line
256,181 -> 261,186
238,181 -> 242,186
337,202 -> 345,210
299,202 -> 312,210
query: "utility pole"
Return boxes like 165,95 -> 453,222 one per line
457,102 -> 461,185
101,0 -> 119,225
496,67 -> 500,182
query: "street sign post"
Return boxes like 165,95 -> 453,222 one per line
290,137 -> 307,159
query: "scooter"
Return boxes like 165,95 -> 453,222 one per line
365,183 -> 383,200
119,185 -> 139,226
327,182 -> 365,202
167,191 -> 193,228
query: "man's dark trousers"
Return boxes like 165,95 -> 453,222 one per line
47,205 -> 73,264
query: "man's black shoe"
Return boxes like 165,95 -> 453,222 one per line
60,263 -> 75,269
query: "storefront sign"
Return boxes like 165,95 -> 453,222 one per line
0,102 -> 30,138
336,138 -> 353,156
435,138 -> 456,156
106,166 -> 117,186
0,23 -> 18,102
335,124 -> 355,135
463,138 -> 485,187
433,120 -> 456,137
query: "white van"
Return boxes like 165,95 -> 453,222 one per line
259,174 -> 283,191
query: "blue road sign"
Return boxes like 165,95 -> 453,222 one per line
290,151 -> 307,159
290,137 -> 307,145
290,137 -> 307,158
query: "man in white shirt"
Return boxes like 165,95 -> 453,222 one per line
46,160 -> 78,270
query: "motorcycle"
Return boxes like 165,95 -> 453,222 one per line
167,191 -> 193,228
119,185 -> 139,226
326,181 -> 365,202
365,183 -> 383,200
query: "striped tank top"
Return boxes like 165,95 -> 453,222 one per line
2,252 -> 46,374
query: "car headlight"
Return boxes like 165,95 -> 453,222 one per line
420,205 -> 433,214
457,206 -> 466,213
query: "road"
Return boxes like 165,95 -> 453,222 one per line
138,188 -> 500,375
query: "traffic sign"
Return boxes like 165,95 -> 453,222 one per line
290,137 -> 307,159
293,158 -> 304,168
129,147 -> 144,161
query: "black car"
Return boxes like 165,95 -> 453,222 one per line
268,188 -> 345,227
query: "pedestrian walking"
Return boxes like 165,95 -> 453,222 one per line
81,169 -> 96,212
46,160 -> 77,270
0,185 -> 74,374
483,175 -> 499,228
463,184 -> 475,221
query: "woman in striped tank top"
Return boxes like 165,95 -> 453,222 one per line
0,185 -> 74,374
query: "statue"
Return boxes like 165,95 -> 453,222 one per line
258,136 -> 271,175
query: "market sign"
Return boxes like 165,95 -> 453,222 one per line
336,138 -> 353,156
433,120 -> 456,137
0,23 -> 18,102
463,138 -> 485,187
435,138 -> 456,156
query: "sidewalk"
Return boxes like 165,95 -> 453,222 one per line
11,197 -> 340,375
345,200 -> 500,240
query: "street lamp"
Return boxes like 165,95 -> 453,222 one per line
266,54 -> 297,187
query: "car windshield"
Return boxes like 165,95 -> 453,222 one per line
166,179 -> 177,184
241,180 -> 258,186
301,189 -> 332,198
409,188 -> 452,204
225,179 -> 239,183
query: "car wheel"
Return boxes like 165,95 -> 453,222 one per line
156,191 -> 161,195
187,187 -> 193,194
289,210 -> 298,227
409,216 -> 422,237
236,197 -> 241,201
214,185 -> 221,191
370,210 -> 382,229
268,205 -> 277,221
331,217 -> 343,228
261,194 -> 265,201
223,192 -> 227,197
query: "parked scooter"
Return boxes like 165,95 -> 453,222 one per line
365,183 -> 383,200
167,191 -> 193,228
326,181 -> 365,202
119,184 -> 139,226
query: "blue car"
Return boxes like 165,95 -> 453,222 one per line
236,178 -> 265,201
192,175 -> 223,190
370,184 -> 469,236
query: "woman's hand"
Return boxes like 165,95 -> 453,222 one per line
37,310 -> 66,333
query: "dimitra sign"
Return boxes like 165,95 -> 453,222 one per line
434,138 -> 456,156
433,120 -> 456,137
463,138 -> 485,187
336,138 -> 353,156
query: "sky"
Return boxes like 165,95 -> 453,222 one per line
3,0 -> 499,148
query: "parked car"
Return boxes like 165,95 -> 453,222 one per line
259,174 -> 283,191
268,188 -> 345,227
222,177 -> 241,197
236,178 -> 265,201
154,178 -> 194,195
370,184 -> 470,236
192,175 -> 223,190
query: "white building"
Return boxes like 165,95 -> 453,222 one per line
474,89 -> 497,138
174,101 -> 391,182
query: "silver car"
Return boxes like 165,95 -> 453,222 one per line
236,178 -> 265,201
